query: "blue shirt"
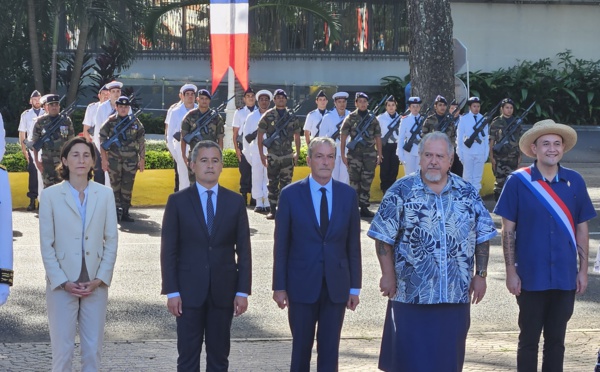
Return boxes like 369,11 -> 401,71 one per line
368,173 -> 497,304
493,163 -> 596,291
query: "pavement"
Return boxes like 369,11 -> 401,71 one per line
2,161 -> 600,370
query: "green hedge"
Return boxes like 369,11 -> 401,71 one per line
1,141 -> 309,171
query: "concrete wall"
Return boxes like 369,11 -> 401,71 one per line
121,3 -> 599,86
451,2 -> 600,72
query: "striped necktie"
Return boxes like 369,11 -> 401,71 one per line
206,190 -> 214,235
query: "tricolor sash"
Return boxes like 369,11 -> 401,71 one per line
513,166 -> 577,252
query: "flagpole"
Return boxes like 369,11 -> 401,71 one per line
224,67 -> 237,150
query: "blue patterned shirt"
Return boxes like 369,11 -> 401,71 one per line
367,173 -> 497,304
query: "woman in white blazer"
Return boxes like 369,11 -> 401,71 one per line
39,137 -> 118,372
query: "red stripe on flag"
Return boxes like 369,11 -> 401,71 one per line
211,34 -> 230,93
232,33 -> 249,91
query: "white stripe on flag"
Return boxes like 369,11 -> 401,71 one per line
210,3 -> 248,35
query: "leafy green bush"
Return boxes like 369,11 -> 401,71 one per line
458,50 -> 600,125
1,153 -> 27,172
145,150 -> 174,170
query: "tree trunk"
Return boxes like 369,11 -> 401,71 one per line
27,0 -> 44,92
50,9 -> 60,94
406,0 -> 454,105
66,1 -> 92,105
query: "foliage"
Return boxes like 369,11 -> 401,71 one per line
0,153 -> 27,172
89,40 -> 132,93
58,52 -> 95,98
377,75 -> 410,109
458,50 -> 600,125
145,150 -> 174,170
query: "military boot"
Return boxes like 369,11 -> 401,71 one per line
266,204 -> 277,220
121,208 -> 134,222
116,207 -> 123,222
242,193 -> 249,206
360,206 -> 375,218
26,198 -> 37,212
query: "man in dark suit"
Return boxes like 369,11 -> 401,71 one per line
273,137 -> 362,371
161,140 -> 252,371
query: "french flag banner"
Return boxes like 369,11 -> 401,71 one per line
210,0 -> 249,93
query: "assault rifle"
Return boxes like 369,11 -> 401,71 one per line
101,103 -> 149,151
29,98 -> 76,152
493,101 -> 536,153
346,95 -> 390,150
179,96 -> 234,143
381,108 -> 410,144
330,98 -> 377,141
88,90 -> 140,137
261,100 -> 306,148
438,98 -> 466,133
464,100 -> 503,148
402,101 -> 434,153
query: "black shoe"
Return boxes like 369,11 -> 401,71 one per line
117,207 -> 123,222
254,206 -> 265,213
360,206 -> 375,218
242,193 -> 249,206
249,198 -> 257,207
266,204 -> 276,220
121,208 -> 134,222
27,198 -> 37,212
264,206 -> 271,213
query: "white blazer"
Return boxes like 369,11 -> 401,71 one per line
39,181 -> 118,290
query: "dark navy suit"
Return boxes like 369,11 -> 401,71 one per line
273,177 -> 361,371
161,183 -> 251,371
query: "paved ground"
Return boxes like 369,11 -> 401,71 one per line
1,161 -> 599,370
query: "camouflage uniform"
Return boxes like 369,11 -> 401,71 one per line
341,111 -> 381,208
180,108 -> 225,183
30,114 -> 75,188
421,113 -> 462,176
99,114 -> 145,210
489,115 -> 522,200
257,108 -> 301,207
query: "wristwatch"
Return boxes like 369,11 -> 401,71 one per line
476,270 -> 487,278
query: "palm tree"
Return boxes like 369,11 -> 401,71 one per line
143,0 -> 341,48
27,0 -> 45,92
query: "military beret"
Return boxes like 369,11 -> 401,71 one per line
197,89 -> 212,99
274,89 -> 287,98
115,96 -> 131,106
435,95 -> 447,104
386,96 -> 397,103
244,87 -> 255,95
501,98 -> 515,107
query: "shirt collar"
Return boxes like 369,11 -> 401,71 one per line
67,181 -> 89,204
415,171 -> 458,195
530,162 -> 565,183
308,175 -> 333,194
196,182 -> 219,196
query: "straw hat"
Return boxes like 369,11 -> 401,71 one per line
519,119 -> 577,158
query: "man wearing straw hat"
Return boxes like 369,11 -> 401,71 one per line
494,119 -> 596,371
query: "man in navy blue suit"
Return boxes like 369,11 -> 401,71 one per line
273,137 -> 362,371
161,140 -> 252,371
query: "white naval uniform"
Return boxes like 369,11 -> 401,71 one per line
0,167 -> 13,306
168,103 -> 197,190
320,109 -> 350,184
456,112 -> 488,192
241,109 -> 268,207
0,113 -> 5,161
397,113 -> 421,175
303,108 -> 329,139
18,107 -> 46,198
164,101 -> 182,155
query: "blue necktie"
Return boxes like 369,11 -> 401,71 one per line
320,188 -> 329,236
206,190 -> 214,235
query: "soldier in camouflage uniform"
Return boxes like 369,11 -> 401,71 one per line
180,89 -> 225,184
257,89 -> 302,220
421,95 -> 463,176
100,96 -> 145,223
31,94 -> 75,189
340,92 -> 383,217
489,98 -> 521,201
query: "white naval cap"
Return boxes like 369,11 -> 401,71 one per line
256,89 -> 273,101
407,96 -> 422,104
180,84 -> 198,94
332,92 -> 349,100
105,81 -> 123,90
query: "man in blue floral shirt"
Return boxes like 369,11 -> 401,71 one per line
368,132 -> 497,372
